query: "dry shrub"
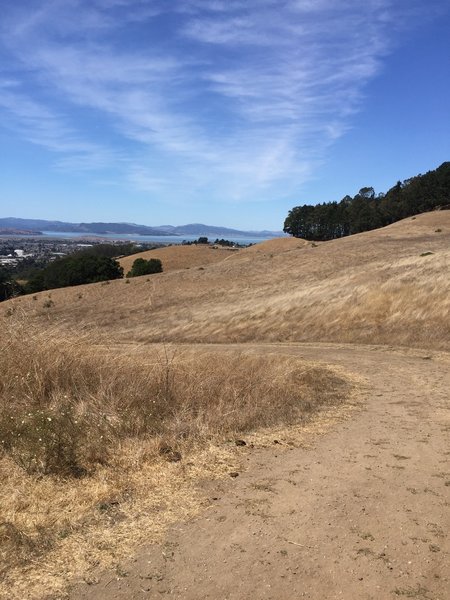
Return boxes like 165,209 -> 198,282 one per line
0,521 -> 36,574
0,320 -> 346,476
164,351 -> 342,439
0,317 -> 350,591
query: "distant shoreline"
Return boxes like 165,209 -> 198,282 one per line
0,231 -> 277,245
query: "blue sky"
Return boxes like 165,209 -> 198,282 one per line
1,0 -> 449,230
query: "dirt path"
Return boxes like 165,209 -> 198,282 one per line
72,344 -> 449,600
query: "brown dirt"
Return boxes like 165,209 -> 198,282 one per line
71,342 -> 449,600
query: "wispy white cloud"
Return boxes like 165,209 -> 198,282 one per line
0,84 -> 122,170
0,0 -> 441,204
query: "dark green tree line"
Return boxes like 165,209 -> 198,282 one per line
0,268 -> 23,301
26,255 -> 123,293
284,162 -> 450,240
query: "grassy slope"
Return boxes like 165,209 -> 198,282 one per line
119,243 -> 235,275
2,211 -> 449,598
7,211 -> 449,351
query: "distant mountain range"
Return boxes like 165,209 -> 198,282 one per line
0,218 -> 284,238
0,227 -> 42,236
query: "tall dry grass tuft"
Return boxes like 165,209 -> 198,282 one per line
0,316 -> 350,596
0,320 -> 342,477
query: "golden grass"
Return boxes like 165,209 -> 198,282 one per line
1,211 -> 449,597
119,243 -> 234,275
231,236 -> 309,255
0,317 -> 350,599
8,211 -> 449,351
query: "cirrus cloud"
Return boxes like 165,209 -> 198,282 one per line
0,0 -> 443,205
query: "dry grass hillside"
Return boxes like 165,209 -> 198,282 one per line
7,210 -> 450,351
118,242 -> 235,275
230,236 -> 309,255
1,211 -> 449,598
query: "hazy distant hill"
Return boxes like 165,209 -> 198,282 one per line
153,223 -> 284,238
0,227 -> 42,236
0,218 -> 170,236
0,218 -> 283,238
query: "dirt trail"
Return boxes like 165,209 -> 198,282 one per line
72,344 -> 449,600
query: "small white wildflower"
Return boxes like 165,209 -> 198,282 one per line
47,417 -> 52,422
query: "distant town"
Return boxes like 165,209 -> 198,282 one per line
0,237 -> 159,269
0,235 -> 248,283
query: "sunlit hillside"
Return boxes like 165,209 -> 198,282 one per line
1,210 -> 449,598
6,211 -> 450,351
118,242 -> 235,275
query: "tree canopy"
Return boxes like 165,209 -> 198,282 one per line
284,162 -> 450,240
126,258 -> 163,278
0,268 -> 23,301
25,254 -> 123,293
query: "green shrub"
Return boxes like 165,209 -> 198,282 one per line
127,258 -> 162,278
